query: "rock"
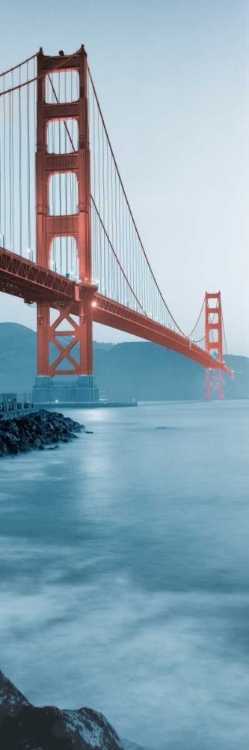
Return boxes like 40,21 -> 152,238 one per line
34,437 -> 42,447
0,670 -> 31,718
0,411 -> 86,459
2,705 -> 123,750
0,670 -> 122,750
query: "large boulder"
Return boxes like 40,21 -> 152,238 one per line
0,671 -> 122,750
0,669 -> 31,718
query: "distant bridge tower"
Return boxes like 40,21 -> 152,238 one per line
205,292 -> 225,400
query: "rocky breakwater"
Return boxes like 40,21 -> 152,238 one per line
0,410 -> 85,457
0,670 -> 123,750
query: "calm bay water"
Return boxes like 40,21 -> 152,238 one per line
1,400 -> 249,749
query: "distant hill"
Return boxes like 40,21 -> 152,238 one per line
0,324 -> 37,394
94,343 -> 248,401
0,323 -> 248,400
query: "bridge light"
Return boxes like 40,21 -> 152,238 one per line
92,300 -> 97,307
27,248 -> 34,262
0,233 -> 4,247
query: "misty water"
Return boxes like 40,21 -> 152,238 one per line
1,400 -> 249,749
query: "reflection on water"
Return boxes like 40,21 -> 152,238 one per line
1,401 -> 249,749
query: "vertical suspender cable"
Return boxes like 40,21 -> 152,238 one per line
3,76 -> 6,244
102,120 -> 106,294
51,93 -> 55,270
19,66 -> 22,255
27,63 -> 31,251
33,56 -> 36,258
106,137 -> 110,296
64,71 -> 69,276
58,72 -> 62,273
70,68 -> 73,276
11,71 -> 14,249
0,87 -> 1,242
8,91 -> 11,247
91,84 -> 94,281
114,163 -> 119,300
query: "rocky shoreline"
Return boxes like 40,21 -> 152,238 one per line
0,410 -> 85,457
0,670 -> 122,750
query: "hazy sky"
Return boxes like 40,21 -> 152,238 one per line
0,0 -> 248,354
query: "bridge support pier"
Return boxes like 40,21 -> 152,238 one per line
32,375 -> 99,407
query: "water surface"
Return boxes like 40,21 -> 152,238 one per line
1,400 -> 249,749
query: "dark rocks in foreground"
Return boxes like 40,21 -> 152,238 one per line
0,670 -> 122,750
0,410 -> 85,457
0,670 -> 31,718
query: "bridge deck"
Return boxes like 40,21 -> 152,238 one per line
0,246 -> 232,375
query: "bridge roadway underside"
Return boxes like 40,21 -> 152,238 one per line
0,246 -> 231,374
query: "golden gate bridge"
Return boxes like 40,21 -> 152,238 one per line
0,46 -> 232,404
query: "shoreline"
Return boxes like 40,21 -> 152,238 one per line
0,409 -> 85,458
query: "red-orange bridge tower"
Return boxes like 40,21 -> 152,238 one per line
205,292 -> 226,400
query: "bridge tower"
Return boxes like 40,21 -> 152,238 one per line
205,292 -> 225,400
33,46 -> 98,405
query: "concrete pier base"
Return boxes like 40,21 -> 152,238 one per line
32,375 -> 99,407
